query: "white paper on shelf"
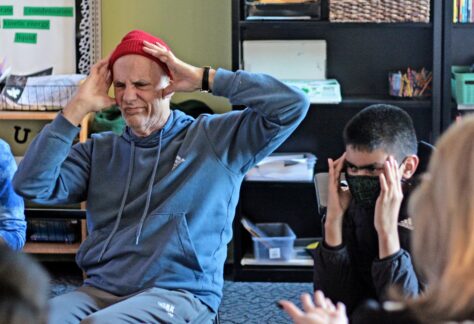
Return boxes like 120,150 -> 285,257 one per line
245,153 -> 316,182
283,79 -> 342,104
243,40 -> 326,80
241,252 -> 313,266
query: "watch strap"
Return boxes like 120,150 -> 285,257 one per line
201,66 -> 211,93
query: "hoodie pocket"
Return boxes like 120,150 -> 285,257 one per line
78,212 -> 205,294
139,211 -> 205,277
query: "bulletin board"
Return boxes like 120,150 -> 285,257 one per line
0,0 -> 101,75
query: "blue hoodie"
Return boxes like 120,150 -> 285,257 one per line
13,69 -> 309,311
0,139 -> 26,250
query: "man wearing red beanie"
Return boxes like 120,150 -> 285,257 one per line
13,29 -> 310,323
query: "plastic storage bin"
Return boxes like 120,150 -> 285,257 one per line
451,66 -> 474,105
252,223 -> 296,261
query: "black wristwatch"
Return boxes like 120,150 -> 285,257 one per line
200,66 -> 212,93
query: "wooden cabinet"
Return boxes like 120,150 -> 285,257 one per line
0,111 -> 89,255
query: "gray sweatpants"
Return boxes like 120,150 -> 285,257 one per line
48,286 -> 216,324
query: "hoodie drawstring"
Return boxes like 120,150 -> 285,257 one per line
98,141 -> 136,262
135,129 -> 163,244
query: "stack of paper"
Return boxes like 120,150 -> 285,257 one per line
245,153 -> 316,182
284,79 -> 342,104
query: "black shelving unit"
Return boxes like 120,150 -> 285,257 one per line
441,1 -> 474,129
231,0 -> 448,282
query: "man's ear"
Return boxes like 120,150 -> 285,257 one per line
401,155 -> 419,179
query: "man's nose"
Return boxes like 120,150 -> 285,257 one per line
123,86 -> 137,102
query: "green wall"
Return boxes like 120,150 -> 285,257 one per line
101,0 -> 232,113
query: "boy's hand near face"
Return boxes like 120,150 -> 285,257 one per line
325,153 -> 352,247
374,156 -> 403,258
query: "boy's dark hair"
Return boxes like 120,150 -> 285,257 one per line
343,104 -> 418,161
0,245 -> 50,324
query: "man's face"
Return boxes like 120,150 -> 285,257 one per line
113,54 -> 170,137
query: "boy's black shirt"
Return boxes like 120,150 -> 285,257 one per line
313,187 -> 421,314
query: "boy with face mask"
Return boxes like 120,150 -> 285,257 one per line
313,104 -> 422,314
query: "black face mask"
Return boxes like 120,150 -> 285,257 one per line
345,174 -> 381,209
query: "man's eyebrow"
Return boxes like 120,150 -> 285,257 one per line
132,79 -> 151,84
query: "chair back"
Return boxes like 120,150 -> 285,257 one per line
415,140 -> 435,176
313,172 -> 328,216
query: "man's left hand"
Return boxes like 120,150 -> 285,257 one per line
142,41 -> 215,97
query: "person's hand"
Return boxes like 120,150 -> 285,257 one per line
279,291 -> 348,324
324,153 -> 351,247
142,41 -> 212,97
374,156 -> 403,258
63,59 -> 115,126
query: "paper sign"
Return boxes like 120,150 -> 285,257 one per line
0,6 -> 13,15
0,0 -> 76,75
24,7 -> 73,17
3,19 -> 50,29
14,32 -> 37,44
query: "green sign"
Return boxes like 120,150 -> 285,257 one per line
14,33 -> 37,44
3,19 -> 50,30
24,7 -> 73,17
0,6 -> 13,16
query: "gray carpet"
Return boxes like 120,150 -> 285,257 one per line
50,276 -> 313,323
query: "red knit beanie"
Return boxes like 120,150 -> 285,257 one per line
108,30 -> 171,77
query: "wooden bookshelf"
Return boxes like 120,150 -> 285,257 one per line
0,111 -> 90,255
23,242 -> 82,254
0,110 -> 59,120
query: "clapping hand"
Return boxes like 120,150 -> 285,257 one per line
279,290 -> 348,324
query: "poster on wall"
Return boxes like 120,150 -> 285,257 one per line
0,0 -> 101,76
0,0 -> 101,157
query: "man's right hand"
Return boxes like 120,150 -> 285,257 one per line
62,59 -> 116,126
324,153 -> 351,247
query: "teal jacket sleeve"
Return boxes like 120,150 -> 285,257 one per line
202,69 -> 310,174
0,140 -> 26,250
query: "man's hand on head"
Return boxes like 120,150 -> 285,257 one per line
63,59 -> 116,126
142,41 -> 215,96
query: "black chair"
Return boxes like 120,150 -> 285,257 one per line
415,140 -> 435,176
